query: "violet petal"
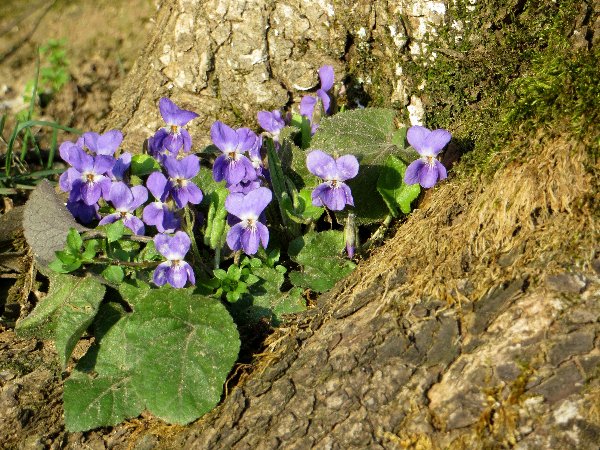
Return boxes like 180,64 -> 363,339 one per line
211,121 -> 238,152
241,227 -> 260,255
404,159 -> 425,185
335,154 -> 359,181
226,223 -> 244,252
306,150 -> 337,179
318,65 -> 334,91
159,98 -> 199,126
418,163 -> 439,189
406,126 -> 431,155
153,262 -> 170,286
425,129 -> 452,156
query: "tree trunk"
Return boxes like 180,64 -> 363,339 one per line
95,0 -> 600,447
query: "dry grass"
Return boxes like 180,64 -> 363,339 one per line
361,127 -> 598,311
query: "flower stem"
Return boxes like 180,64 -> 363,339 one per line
81,230 -> 152,243
90,258 -> 160,268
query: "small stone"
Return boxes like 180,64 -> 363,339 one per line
0,370 -> 15,383
545,273 -> 586,293
549,330 -> 595,366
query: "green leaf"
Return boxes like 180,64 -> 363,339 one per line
227,264 -> 241,281
193,166 -> 224,199
282,188 -> 324,224
288,230 -> 355,292
117,279 -> 151,309
228,266 -> 306,326
130,154 -> 161,176
49,251 -> 81,273
213,269 -> 227,280
226,291 -> 241,302
16,273 -> 105,368
64,303 -> 143,432
105,220 -> 125,243
289,113 -> 312,149
250,267 -> 305,324
204,181 -> 228,250
66,228 -> 83,254
310,108 -> 399,224
138,240 -> 160,262
266,138 -> 292,227
81,240 -> 99,261
377,155 -> 421,216
127,287 -> 240,424
65,287 -> 240,430
101,265 -> 124,284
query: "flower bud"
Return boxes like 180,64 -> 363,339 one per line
345,213 -> 357,258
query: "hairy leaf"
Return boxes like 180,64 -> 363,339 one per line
377,155 -> 421,216
23,180 -> 86,265
64,286 -> 240,430
126,287 -> 240,424
288,230 -> 355,292
64,303 -> 143,431
16,272 -> 105,368
230,265 -> 306,326
130,154 -> 160,176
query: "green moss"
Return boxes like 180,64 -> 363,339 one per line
398,0 -> 598,176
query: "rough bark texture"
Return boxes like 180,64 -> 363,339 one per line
103,0 -> 447,149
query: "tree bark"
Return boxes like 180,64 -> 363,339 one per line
91,0 -> 600,448
102,0 -> 445,149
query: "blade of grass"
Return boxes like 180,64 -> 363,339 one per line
0,114 -> 6,138
16,120 -> 81,135
48,126 -> 58,169
5,122 -> 19,177
20,50 -> 40,161
14,168 -> 64,179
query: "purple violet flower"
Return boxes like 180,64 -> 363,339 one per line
108,152 -> 132,183
211,121 -> 258,185
67,148 -> 115,205
227,179 -> 262,195
143,171 -> 181,232
147,128 -> 171,162
58,139 -> 84,192
163,154 -> 203,208
299,65 -> 335,132
306,150 -> 359,211
67,199 -> 100,224
257,110 -> 286,141
99,182 -> 148,235
82,130 -> 123,156
403,126 -> 450,189
153,231 -> 195,288
158,98 -> 199,154
225,187 -> 272,255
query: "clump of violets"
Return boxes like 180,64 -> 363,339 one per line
300,65 -> 335,133
225,187 -> 272,255
148,98 -> 199,160
306,150 -> 359,211
57,98 -> 205,289
153,231 -> 195,288
403,125 -> 450,189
